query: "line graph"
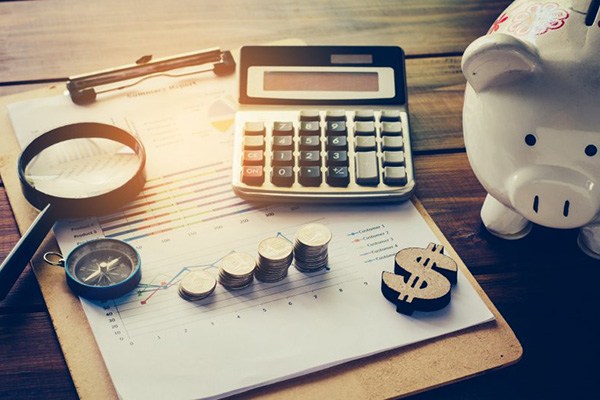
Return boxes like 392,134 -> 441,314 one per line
107,220 -> 372,338
134,232 -> 294,304
136,251 -> 232,305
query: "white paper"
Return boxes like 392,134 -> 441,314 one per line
8,71 -> 493,400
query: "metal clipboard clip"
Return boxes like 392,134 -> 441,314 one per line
66,47 -> 235,105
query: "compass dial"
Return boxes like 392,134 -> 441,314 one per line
65,238 -> 141,300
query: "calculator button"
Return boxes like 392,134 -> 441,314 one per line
243,150 -> 264,166
244,135 -> 265,150
271,166 -> 294,187
326,135 -> 348,150
355,136 -> 377,151
355,151 -> 380,186
242,166 -> 264,186
381,121 -> 403,136
300,135 -> 321,149
381,110 -> 402,122
383,166 -> 407,186
382,151 -> 405,166
272,135 -> 293,149
273,121 -> 294,135
327,150 -> 349,166
244,121 -> 266,135
382,135 -> 403,150
300,110 -> 321,121
354,121 -> 376,136
325,110 -> 346,121
326,121 -> 347,136
354,110 -> 375,121
300,150 -> 321,166
299,166 -> 322,186
326,166 -> 350,187
272,150 -> 293,165
300,121 -> 320,135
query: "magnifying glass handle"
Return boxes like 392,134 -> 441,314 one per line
0,204 -> 57,301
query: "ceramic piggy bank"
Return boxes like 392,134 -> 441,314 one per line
462,0 -> 600,259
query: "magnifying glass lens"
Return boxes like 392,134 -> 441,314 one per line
0,123 -> 146,301
24,137 -> 142,199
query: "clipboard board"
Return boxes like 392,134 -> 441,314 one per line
0,84 -> 521,400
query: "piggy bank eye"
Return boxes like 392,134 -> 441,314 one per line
585,144 -> 597,157
524,134 -> 537,146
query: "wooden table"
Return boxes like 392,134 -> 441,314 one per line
1,1 -> 598,399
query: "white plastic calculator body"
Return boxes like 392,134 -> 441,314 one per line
232,46 -> 415,203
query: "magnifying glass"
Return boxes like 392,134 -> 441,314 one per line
0,122 -> 146,300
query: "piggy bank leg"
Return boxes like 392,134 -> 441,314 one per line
578,220 -> 600,260
480,194 -> 532,240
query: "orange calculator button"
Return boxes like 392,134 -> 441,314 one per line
243,150 -> 264,166
242,166 -> 264,186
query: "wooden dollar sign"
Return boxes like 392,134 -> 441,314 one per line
381,243 -> 458,315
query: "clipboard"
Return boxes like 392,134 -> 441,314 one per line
0,84 -> 521,400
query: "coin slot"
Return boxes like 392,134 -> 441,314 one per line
586,0 -> 600,26
563,200 -> 570,217
533,195 -> 540,213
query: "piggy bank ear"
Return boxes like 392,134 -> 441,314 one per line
461,33 -> 542,92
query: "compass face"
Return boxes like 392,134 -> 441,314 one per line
73,249 -> 134,286
65,239 -> 141,299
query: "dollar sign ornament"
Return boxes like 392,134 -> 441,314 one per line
381,243 -> 458,315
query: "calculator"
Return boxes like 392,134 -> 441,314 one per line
232,46 -> 415,203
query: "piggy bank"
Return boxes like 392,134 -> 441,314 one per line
462,0 -> 600,259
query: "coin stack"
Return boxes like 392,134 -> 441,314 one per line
255,237 -> 294,282
178,270 -> 217,301
218,252 -> 256,290
293,223 -> 332,273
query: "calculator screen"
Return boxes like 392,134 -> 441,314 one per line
239,45 -> 406,105
247,66 -> 395,101
263,71 -> 379,92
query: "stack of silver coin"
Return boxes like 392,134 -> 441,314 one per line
255,237 -> 294,282
218,252 -> 256,290
178,270 -> 217,301
293,223 -> 332,273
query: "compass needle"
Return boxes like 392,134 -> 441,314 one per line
105,257 -> 121,270
82,268 -> 103,283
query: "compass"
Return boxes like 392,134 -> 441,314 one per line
46,238 -> 142,300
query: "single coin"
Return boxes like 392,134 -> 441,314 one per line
256,237 -> 294,283
296,223 -> 332,247
178,286 -> 207,302
219,252 -> 256,276
179,270 -> 217,299
258,237 -> 293,261
218,252 -> 256,290
294,223 -> 332,273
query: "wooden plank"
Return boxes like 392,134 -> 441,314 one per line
407,57 -> 466,151
0,56 -> 468,155
0,313 -> 77,400
0,0 -> 511,82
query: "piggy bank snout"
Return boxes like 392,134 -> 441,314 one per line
508,166 -> 600,229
